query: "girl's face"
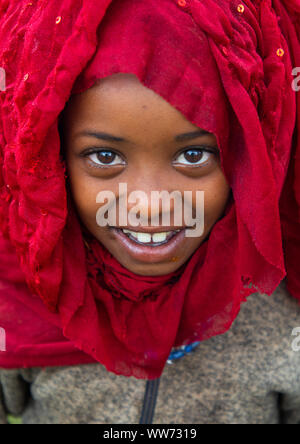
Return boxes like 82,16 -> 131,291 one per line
63,73 -> 230,276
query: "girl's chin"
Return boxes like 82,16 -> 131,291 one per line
119,261 -> 182,277
116,259 -> 183,276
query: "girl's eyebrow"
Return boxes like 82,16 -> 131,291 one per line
75,130 -> 125,143
174,129 -> 211,142
75,129 -> 212,143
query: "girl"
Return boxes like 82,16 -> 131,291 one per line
0,0 -> 299,424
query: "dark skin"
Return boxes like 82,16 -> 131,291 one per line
62,73 -> 230,276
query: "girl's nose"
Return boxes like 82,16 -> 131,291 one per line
121,181 -> 183,227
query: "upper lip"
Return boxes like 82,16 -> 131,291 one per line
111,226 -> 186,234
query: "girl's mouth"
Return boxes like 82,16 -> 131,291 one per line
109,226 -> 187,263
118,228 -> 181,246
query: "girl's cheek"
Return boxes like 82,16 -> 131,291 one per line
198,178 -> 231,229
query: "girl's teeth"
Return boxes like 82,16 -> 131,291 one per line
122,229 -> 175,243
136,232 -> 152,243
152,232 -> 168,243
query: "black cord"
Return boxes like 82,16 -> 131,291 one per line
139,378 -> 160,424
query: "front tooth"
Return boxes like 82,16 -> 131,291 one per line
136,232 -> 152,243
152,232 -> 168,243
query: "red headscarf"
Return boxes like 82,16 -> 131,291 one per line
0,0 -> 299,379
278,0 -> 300,300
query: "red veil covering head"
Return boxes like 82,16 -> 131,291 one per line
279,0 -> 300,299
0,0 -> 299,379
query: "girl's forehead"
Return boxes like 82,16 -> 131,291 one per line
65,75 -> 206,139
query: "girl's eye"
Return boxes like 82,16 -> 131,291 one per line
85,150 -> 125,167
174,148 -> 214,166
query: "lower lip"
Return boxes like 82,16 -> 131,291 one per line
110,228 -> 187,263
